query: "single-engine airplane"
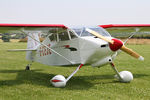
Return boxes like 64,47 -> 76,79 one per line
0,23 -> 149,87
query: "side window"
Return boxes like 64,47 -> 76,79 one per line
68,30 -> 77,39
48,29 -> 77,42
49,33 -> 57,42
58,30 -> 69,41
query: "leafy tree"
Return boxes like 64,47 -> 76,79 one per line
2,33 -> 11,42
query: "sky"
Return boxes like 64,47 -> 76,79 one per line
0,0 -> 150,26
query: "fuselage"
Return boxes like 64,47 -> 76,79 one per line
34,26 -> 117,67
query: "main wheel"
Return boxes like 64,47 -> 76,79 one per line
50,75 -> 66,87
115,71 -> 133,82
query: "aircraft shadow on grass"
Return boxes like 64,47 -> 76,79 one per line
0,69 -> 149,90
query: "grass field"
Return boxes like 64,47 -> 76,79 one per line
0,42 -> 150,100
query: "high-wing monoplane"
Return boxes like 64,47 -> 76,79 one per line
0,24 -> 149,87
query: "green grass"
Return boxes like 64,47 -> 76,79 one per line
0,42 -> 150,100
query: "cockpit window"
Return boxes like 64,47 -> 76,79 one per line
49,33 -> 57,41
49,29 -> 69,42
72,28 -> 82,36
49,28 -> 78,42
72,27 -> 111,37
68,30 -> 77,39
58,30 -> 70,41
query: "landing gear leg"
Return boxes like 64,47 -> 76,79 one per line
110,62 -> 133,82
66,64 -> 84,82
110,62 -> 123,81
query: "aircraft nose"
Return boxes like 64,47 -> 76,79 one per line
86,28 -> 144,60
109,38 -> 123,51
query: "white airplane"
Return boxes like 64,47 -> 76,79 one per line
0,24 -> 148,87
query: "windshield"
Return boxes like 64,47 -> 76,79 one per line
72,26 -> 111,37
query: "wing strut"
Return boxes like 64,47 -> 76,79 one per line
21,30 -> 74,65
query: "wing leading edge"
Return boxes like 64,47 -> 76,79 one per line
99,24 -> 150,37
0,23 -> 68,33
99,24 -> 150,28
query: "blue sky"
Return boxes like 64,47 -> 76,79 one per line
0,0 -> 150,26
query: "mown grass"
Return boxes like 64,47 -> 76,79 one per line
0,42 -> 150,100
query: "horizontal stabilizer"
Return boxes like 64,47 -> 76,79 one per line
7,49 -> 36,52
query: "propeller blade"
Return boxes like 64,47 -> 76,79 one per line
120,45 -> 144,61
85,28 -> 114,44
86,28 -> 144,61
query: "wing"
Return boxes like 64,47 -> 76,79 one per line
99,24 -> 150,28
99,24 -> 150,38
0,23 -> 67,33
